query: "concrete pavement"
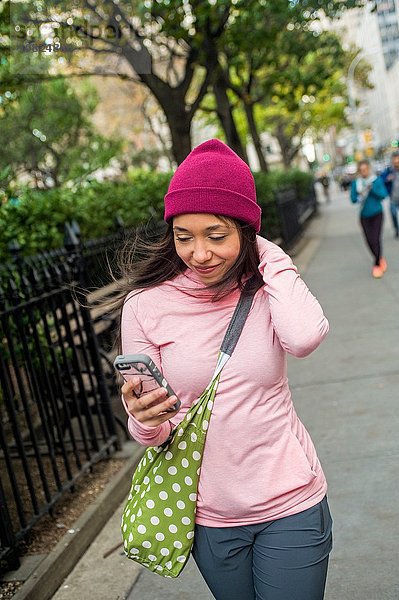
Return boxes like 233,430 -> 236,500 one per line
290,189 -> 399,600
54,186 -> 399,599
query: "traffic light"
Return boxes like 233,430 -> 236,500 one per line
363,130 -> 373,145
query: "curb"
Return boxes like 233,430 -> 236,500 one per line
287,210 -> 327,274
12,443 -> 144,600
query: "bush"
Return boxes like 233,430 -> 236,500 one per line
253,172 -> 280,240
0,173 -> 172,260
0,168 -> 313,261
254,169 -> 313,240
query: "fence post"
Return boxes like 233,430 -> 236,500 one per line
7,240 -> 22,257
0,282 -> 20,573
70,219 -> 81,242
64,222 -> 80,254
0,474 -> 20,572
275,188 -> 301,246
114,215 -> 124,231
7,240 -> 23,269
64,223 -> 120,450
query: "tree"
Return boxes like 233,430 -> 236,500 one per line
4,0 -> 370,166
7,0 -> 234,163
0,76 -> 122,188
207,0 -> 369,169
260,30 -> 348,167
218,0 -> 292,170
259,35 -> 373,167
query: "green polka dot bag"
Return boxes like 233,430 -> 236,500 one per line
121,277 -> 257,578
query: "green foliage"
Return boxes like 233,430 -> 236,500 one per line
254,169 -> 314,239
196,1 -> 371,167
2,0 -> 370,168
0,72 -> 123,189
0,172 -> 172,260
236,27 -> 363,167
0,168 -> 313,261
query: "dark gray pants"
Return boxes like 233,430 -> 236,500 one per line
192,496 -> 333,600
360,212 -> 383,265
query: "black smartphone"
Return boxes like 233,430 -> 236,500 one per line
113,353 -> 181,413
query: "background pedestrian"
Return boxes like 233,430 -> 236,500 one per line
318,172 -> 331,203
350,159 -> 388,278
381,150 -> 399,238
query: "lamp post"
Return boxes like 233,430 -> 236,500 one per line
347,54 -> 364,151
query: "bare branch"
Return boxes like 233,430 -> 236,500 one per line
21,16 -> 125,51
1,71 -> 140,87
288,141 -> 303,162
168,50 -> 182,87
62,45 -> 121,56
228,79 -> 244,100
82,0 -> 109,26
104,0 -> 143,41
175,45 -> 197,96
140,95 -> 171,162
211,5 -> 231,38
188,66 -> 216,117
247,59 -> 254,93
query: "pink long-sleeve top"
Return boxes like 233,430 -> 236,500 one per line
121,235 -> 329,527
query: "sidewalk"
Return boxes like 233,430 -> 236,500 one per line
289,189 -> 399,600
53,187 -> 399,600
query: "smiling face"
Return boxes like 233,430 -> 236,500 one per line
359,162 -> 370,178
172,213 -> 241,284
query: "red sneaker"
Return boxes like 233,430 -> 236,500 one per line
372,265 -> 384,278
379,257 -> 387,273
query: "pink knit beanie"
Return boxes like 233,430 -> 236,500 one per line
164,139 -> 261,232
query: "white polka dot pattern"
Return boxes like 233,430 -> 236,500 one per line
121,364 -> 222,578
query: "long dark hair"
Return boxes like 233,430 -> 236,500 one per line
108,214 -> 264,350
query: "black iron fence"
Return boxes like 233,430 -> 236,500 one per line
0,193 -> 314,572
275,183 -> 317,246
0,224 -> 132,573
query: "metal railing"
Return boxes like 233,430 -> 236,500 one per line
0,225 -> 127,573
275,184 -> 317,246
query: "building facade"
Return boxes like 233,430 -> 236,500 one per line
377,0 -> 399,70
331,2 -> 399,152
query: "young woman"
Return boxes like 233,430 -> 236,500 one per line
119,139 -> 333,600
350,159 -> 388,278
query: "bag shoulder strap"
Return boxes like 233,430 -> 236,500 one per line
220,275 -> 258,357
206,275 -> 258,387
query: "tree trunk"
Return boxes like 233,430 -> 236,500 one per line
213,72 -> 248,163
122,46 -> 195,165
275,123 -> 293,169
134,80 -> 193,164
243,102 -> 269,172
167,111 -> 193,165
287,144 -> 302,166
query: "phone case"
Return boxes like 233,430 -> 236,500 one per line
114,354 -> 181,412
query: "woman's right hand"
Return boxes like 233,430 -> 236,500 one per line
121,377 -> 180,427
